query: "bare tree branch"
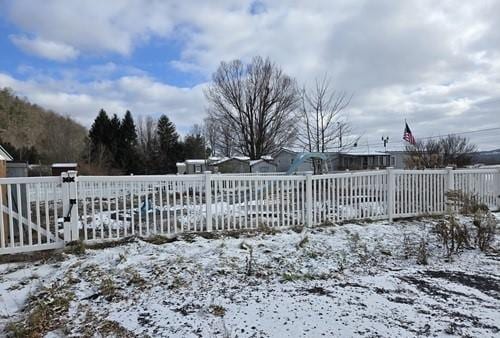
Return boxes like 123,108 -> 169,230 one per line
205,56 -> 299,159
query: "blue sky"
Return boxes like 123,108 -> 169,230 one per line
0,0 -> 499,150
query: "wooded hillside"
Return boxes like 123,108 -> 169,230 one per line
0,88 -> 87,164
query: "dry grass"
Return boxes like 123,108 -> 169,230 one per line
6,283 -> 74,337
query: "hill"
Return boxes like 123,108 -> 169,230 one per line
0,88 -> 87,164
471,149 -> 500,165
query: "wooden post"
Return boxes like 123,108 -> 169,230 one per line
305,171 -> 313,227
387,167 -> 394,223
204,171 -> 212,232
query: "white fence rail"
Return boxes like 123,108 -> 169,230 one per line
1,168 -> 499,254
0,177 -> 64,254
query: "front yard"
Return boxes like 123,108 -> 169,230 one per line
1,214 -> 499,337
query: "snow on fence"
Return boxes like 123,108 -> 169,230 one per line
0,168 -> 499,254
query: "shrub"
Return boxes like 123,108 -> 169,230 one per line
473,210 -> 497,251
435,213 -> 470,257
416,237 -> 429,265
446,190 -> 488,215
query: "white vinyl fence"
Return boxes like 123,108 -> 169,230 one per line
1,168 -> 499,254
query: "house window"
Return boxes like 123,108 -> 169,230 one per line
195,164 -> 202,173
391,156 -> 395,166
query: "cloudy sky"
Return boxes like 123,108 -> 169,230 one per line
0,0 -> 499,150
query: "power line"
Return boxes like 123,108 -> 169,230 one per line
359,126 -> 500,147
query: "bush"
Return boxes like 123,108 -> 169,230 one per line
473,210 -> 497,251
446,190 -> 488,215
435,213 -> 470,257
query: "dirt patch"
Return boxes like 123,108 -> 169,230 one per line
424,270 -> 500,300
398,275 -> 466,300
0,250 -> 65,264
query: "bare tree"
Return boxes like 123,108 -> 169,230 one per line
204,116 -> 235,157
297,76 -> 354,153
205,56 -> 299,159
405,134 -> 477,169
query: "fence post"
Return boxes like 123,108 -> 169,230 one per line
61,171 -> 79,243
61,172 -> 70,243
387,167 -> 394,223
445,167 -> 454,212
204,171 -> 212,232
497,169 -> 500,211
67,171 -> 79,241
446,167 -> 454,192
305,171 -> 313,227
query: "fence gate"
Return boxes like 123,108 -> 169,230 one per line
0,176 -> 65,254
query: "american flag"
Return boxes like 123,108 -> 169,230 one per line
403,122 -> 416,145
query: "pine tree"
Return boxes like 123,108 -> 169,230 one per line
183,124 -> 208,159
108,114 -> 122,167
157,115 -> 181,173
88,109 -> 111,164
118,110 -> 139,173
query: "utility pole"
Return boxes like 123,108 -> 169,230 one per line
381,136 -> 389,152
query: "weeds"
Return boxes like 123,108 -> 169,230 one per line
64,241 -> 86,255
209,304 -> 226,317
435,213 -> 470,257
446,190 -> 488,215
99,277 -> 119,301
416,237 -> 429,265
297,231 -> 309,249
282,272 -> 314,282
473,210 -> 497,251
245,245 -> 254,276
6,282 -> 74,338
336,250 -> 348,273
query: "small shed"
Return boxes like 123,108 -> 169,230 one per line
250,159 -> 277,173
211,157 -> 250,173
184,159 -> 208,174
51,163 -> 78,176
0,145 -> 13,177
7,162 -> 28,177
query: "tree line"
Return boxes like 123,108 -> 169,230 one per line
84,109 -> 208,175
0,88 -> 87,164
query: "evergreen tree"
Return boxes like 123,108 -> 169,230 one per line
183,124 -> 209,159
108,114 -> 122,167
118,110 -> 139,173
88,109 -> 111,163
157,115 -> 181,173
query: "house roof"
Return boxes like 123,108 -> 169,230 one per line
0,145 -> 13,161
52,163 -> 78,168
340,151 -> 389,156
212,157 -> 250,166
250,159 -> 277,166
185,159 -> 207,165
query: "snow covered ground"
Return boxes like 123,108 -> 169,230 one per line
1,214 -> 499,337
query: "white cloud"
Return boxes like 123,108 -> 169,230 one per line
2,0 -> 500,149
0,71 -> 206,134
10,35 -> 79,61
